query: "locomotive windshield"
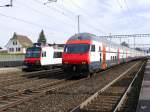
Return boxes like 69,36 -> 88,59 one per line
64,44 -> 90,54
25,47 -> 41,58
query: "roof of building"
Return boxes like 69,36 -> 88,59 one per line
10,33 -> 32,47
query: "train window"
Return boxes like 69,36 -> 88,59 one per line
26,47 -> 41,58
53,52 -> 62,58
99,46 -> 101,52
64,44 -> 90,54
91,45 -> 95,52
42,51 -> 46,57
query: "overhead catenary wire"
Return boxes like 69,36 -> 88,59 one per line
69,0 -> 106,34
33,0 -> 107,34
116,0 -> 135,25
33,0 -> 106,34
123,0 -> 136,24
17,0 -> 76,28
33,0 -> 75,22
0,12 -> 69,34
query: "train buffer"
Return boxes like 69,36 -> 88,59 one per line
136,60 -> 150,112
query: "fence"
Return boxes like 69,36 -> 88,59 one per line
0,54 -> 25,67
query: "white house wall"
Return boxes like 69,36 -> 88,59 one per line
6,39 -> 26,54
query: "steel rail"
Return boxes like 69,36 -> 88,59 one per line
70,61 -> 140,112
113,61 -> 145,112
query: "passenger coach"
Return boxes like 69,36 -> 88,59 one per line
23,43 -> 63,71
62,33 -> 145,76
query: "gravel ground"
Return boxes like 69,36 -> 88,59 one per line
4,61 -> 141,112
6,78 -> 60,91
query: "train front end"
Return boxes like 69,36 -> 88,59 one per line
62,34 -> 93,75
23,47 -> 42,70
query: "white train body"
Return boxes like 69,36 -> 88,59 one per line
62,33 -> 146,75
24,44 -> 63,70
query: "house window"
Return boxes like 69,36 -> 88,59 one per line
16,48 -> 21,52
18,48 -> 20,51
12,48 -> 14,52
13,41 -> 17,45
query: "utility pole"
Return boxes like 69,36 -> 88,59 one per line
77,15 -> 80,34
120,37 -> 121,45
10,0 -> 13,6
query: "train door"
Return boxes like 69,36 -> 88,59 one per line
41,50 -> 47,66
102,45 -> 107,69
99,46 -> 102,68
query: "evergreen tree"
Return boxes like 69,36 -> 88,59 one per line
37,30 -> 47,44
121,41 -> 129,48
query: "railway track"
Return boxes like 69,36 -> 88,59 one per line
0,68 -> 63,87
0,74 -> 85,111
1,60 -> 143,112
0,68 -> 65,98
71,60 -> 146,112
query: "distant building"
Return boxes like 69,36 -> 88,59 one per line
5,32 -> 32,54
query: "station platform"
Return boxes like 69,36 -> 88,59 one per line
136,60 -> 150,112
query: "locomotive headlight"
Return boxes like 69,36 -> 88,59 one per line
82,61 -> 86,64
64,62 -> 68,64
36,60 -> 40,65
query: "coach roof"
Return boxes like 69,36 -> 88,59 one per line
69,33 -> 96,40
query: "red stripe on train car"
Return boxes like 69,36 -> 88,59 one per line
62,53 -> 90,64
25,58 -> 41,64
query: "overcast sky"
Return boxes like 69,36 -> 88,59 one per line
0,0 -> 150,48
